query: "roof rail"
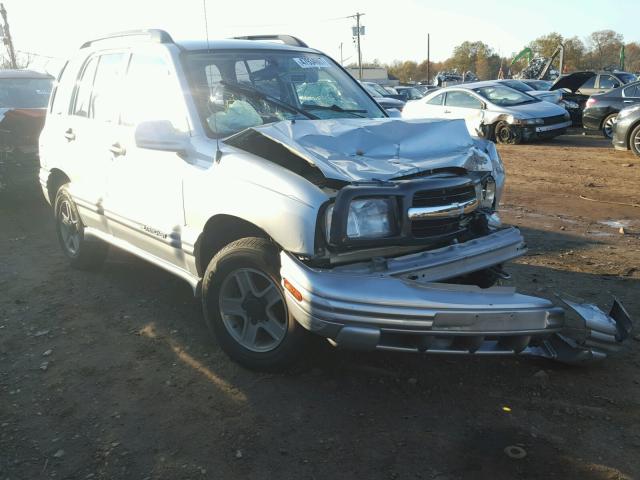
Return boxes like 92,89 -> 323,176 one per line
232,35 -> 308,48
81,29 -> 175,49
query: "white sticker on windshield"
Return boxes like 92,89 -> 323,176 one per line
293,57 -> 331,69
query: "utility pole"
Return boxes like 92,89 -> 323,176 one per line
348,12 -> 365,80
339,42 -> 343,65
0,3 -> 17,69
426,33 -> 430,84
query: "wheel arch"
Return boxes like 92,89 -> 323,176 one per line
627,119 -> 640,149
194,214 -> 271,277
47,168 -> 71,205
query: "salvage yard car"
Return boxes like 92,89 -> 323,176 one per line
612,104 -> 640,156
39,30 -> 631,370
402,81 -> 572,144
0,69 -> 53,154
583,80 -> 640,138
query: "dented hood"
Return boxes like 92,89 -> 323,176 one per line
228,118 -> 495,182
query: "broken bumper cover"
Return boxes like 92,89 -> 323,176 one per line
281,229 -> 632,364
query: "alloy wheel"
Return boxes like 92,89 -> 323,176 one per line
218,268 -> 288,352
603,116 -> 616,138
58,199 -> 81,255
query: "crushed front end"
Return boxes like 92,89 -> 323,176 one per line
275,132 -> 630,363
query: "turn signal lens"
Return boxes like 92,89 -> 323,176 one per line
283,278 -> 303,302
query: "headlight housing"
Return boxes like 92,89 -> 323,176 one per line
326,198 -> 396,242
480,176 -> 496,209
517,118 -> 544,125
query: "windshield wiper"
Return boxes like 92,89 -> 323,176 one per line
219,81 -> 317,120
301,103 -> 368,117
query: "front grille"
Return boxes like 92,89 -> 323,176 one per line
412,184 -> 476,207
410,183 -> 477,239
542,114 -> 567,125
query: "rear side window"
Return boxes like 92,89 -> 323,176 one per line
445,91 -> 482,109
72,57 -> 99,117
426,93 -> 444,105
580,77 -> 596,89
91,53 -> 128,123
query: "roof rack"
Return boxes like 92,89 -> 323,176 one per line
232,35 -> 308,48
81,29 -> 175,49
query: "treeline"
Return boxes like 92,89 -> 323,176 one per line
376,30 -> 640,83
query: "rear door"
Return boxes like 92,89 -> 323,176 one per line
443,90 -> 485,136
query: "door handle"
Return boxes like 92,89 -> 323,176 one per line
623,100 -> 634,103
443,110 -> 452,114
109,142 -> 126,157
64,128 -> 76,141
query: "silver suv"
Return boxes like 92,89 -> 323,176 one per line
39,30 -> 631,370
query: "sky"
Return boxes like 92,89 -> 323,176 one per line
2,0 -> 638,74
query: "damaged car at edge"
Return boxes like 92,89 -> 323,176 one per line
39,30 -> 632,370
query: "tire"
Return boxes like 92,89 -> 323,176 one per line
54,186 -> 108,270
494,121 -> 522,145
201,237 -> 310,371
602,113 -> 617,139
629,124 -> 640,157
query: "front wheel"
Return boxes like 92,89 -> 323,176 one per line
629,124 -> 640,157
54,186 -> 108,269
494,121 -> 522,145
602,114 -> 617,139
201,237 -> 310,371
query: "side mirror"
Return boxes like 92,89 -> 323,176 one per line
134,120 -> 190,153
386,108 -> 402,118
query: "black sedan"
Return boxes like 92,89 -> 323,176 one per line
612,104 -> 640,156
583,81 -> 640,138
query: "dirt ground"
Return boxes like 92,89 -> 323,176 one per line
1,132 -> 639,480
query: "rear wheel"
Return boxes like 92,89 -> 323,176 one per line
630,124 -> 640,157
54,186 -> 108,269
494,121 -> 522,145
602,114 -> 617,139
201,237 -> 310,371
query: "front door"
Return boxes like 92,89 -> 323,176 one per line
106,49 -> 191,268
443,90 -> 485,137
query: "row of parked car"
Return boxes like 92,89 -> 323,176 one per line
362,70 -> 640,154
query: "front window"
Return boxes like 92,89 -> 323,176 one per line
473,85 -> 538,107
183,50 -> 385,137
445,91 -> 483,109
0,78 -> 52,109
599,75 -> 620,89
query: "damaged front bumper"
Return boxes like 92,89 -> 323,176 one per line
280,228 -> 632,364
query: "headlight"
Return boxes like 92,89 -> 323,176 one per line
481,176 -> 496,209
518,118 -> 544,125
326,198 -> 396,241
561,100 -> 579,109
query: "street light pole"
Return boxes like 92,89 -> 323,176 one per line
348,12 -> 365,80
